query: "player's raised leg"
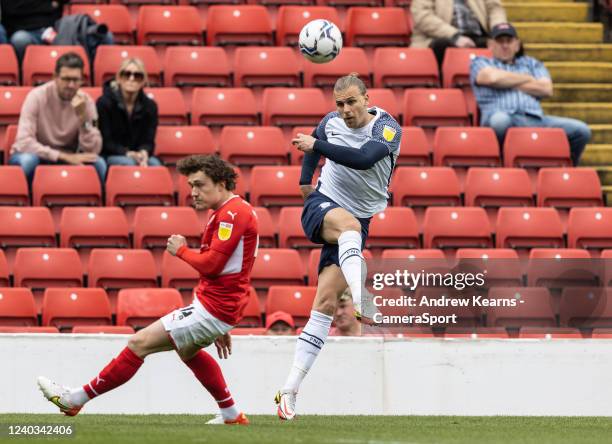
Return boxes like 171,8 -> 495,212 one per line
276,265 -> 345,420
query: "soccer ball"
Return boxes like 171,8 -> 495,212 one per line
298,19 -> 343,64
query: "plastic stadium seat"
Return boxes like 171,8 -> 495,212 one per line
381,249 -> 446,259
231,327 -> 266,335
42,288 -> 112,332
22,46 -> 90,86
527,248 -> 598,289
537,167 -> 603,213
262,88 -> 327,127
253,207 -> 276,248
560,287 -> 612,329
266,286 -> 316,327
455,248 -> 522,287
137,6 -> 203,46
503,128 -> 572,168
163,47 -> 231,88
70,4 -> 134,44
496,207 -> 565,251
94,46 -> 162,86
251,248 -> 304,297
289,126 -> 318,166
206,5 -> 273,46
442,48 -> 493,88
235,287 -> 262,327
345,8 -> 410,47
373,48 -> 439,88
117,288 -> 183,330
2,124 -> 17,164
73,325 -> 135,334
396,127 -> 430,166
191,88 -> 258,127
411,287 -> 483,328
161,250 -> 199,305
423,207 -> 492,250
0,166 -> 28,205
303,48 -> 371,90
278,207 -> 309,249
219,126 -> 288,168
0,288 -> 37,326
367,208 -> 420,254
0,87 -> 32,126
144,88 -> 188,125
567,208 -> 612,253
433,127 -> 500,170
154,126 -> 216,167
367,89 -> 400,120
0,326 -> 58,333
0,45 -> 19,85
403,89 -> 470,138
486,287 -> 556,329
89,249 -> 158,313
250,166 -> 303,208
276,6 -> 342,46
0,251 -> 8,286
234,47 -> 301,89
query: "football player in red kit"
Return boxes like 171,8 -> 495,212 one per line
38,154 -> 259,425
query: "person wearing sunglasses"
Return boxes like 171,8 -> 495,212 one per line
96,58 -> 161,168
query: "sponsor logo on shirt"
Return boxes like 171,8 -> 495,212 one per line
218,222 -> 233,241
383,125 -> 396,142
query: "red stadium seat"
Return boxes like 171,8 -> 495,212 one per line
464,167 -> 533,228
0,87 -> 32,128
278,207 -> 309,249
219,126 -> 288,170
423,207 -> 492,252
0,207 -> 56,273
88,249 -> 158,313
455,248 -> 522,287
144,88 -> 188,125
42,288 -> 112,332
381,249 -> 446,259
234,47 -> 301,89
560,287 -> 612,329
2,124 -> 17,164
266,286 -> 316,327
161,250 -> 199,305
367,208 -> 420,255
137,6 -> 203,46
94,46 -> 162,86
0,166 -> 28,205
117,288 -> 183,330
154,126 -> 216,167
14,248 -> 83,312
527,248 -> 598,289
250,167 -> 303,219
72,325 -> 135,334
0,45 -> 19,86
496,207 -> 565,252
345,8 -> 410,47
396,127 -> 430,166
238,287 -> 262,327
442,48 -> 492,88
70,4 -> 134,44
23,46 -> 90,86
373,48 -> 438,89
603,250 -> 612,286
0,326 -> 58,333
251,248 -> 304,300
411,287 -> 483,328
303,47 -> 371,91
433,127 -> 500,175
191,88 -> 259,127
262,88 -> 327,127
231,327 -> 266,335
276,6 -> 342,46
0,288 -> 37,326
367,89 -> 400,121
254,207 -> 277,248
133,206 -> 201,273
307,248 -> 373,286
486,287 -> 556,329
289,126 -> 320,166
567,207 -> 612,253
503,128 -> 572,169
206,5 -> 273,46
163,47 -> 231,89
390,167 -> 461,230
0,251 -> 8,286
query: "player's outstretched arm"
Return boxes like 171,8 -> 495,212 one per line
313,139 -> 389,170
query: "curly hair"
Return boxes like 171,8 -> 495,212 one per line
176,155 -> 237,191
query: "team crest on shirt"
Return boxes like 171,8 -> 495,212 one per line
383,125 -> 397,142
218,222 -> 233,241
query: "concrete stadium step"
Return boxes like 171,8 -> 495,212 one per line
514,23 -> 602,43
506,3 -> 588,22
542,103 -> 612,124
525,44 -> 612,62
580,144 -> 612,166
595,167 -> 612,186
552,84 -> 612,102
589,125 -> 612,144
546,63 -> 612,83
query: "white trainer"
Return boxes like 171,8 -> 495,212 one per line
275,390 -> 297,420
37,376 -> 82,417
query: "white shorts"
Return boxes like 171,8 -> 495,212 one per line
161,296 -> 233,352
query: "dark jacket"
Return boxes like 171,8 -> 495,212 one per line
1,0 -> 69,36
97,80 -> 158,158
53,14 -> 109,61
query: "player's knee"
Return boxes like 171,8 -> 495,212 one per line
127,332 -> 149,359
313,288 -> 338,315
340,218 -> 361,234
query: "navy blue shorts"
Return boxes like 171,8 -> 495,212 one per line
301,190 -> 371,276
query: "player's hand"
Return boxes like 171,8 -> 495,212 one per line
214,333 -> 232,359
300,185 -> 314,200
166,234 -> 187,256
292,133 -> 316,153
71,90 -> 88,124
455,35 -> 476,48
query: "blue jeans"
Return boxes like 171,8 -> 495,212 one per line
106,155 -> 163,167
9,152 -> 107,186
0,25 -> 7,44
482,111 -> 591,166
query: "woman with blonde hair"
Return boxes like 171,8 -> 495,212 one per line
96,57 -> 161,167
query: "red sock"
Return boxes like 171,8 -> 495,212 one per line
83,347 -> 144,399
185,350 -> 234,408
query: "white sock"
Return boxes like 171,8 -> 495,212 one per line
220,404 -> 240,420
338,230 -> 365,307
283,310 -> 333,393
68,387 -> 90,406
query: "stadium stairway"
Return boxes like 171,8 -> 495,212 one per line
504,0 -> 612,204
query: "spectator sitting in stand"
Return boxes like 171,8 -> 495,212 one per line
266,311 -> 296,336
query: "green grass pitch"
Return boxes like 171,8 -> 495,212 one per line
1,414 -> 612,444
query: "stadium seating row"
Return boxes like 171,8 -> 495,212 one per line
2,286 -> 612,333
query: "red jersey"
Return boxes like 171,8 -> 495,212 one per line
177,195 -> 259,325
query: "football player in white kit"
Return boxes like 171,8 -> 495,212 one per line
275,73 -> 402,420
